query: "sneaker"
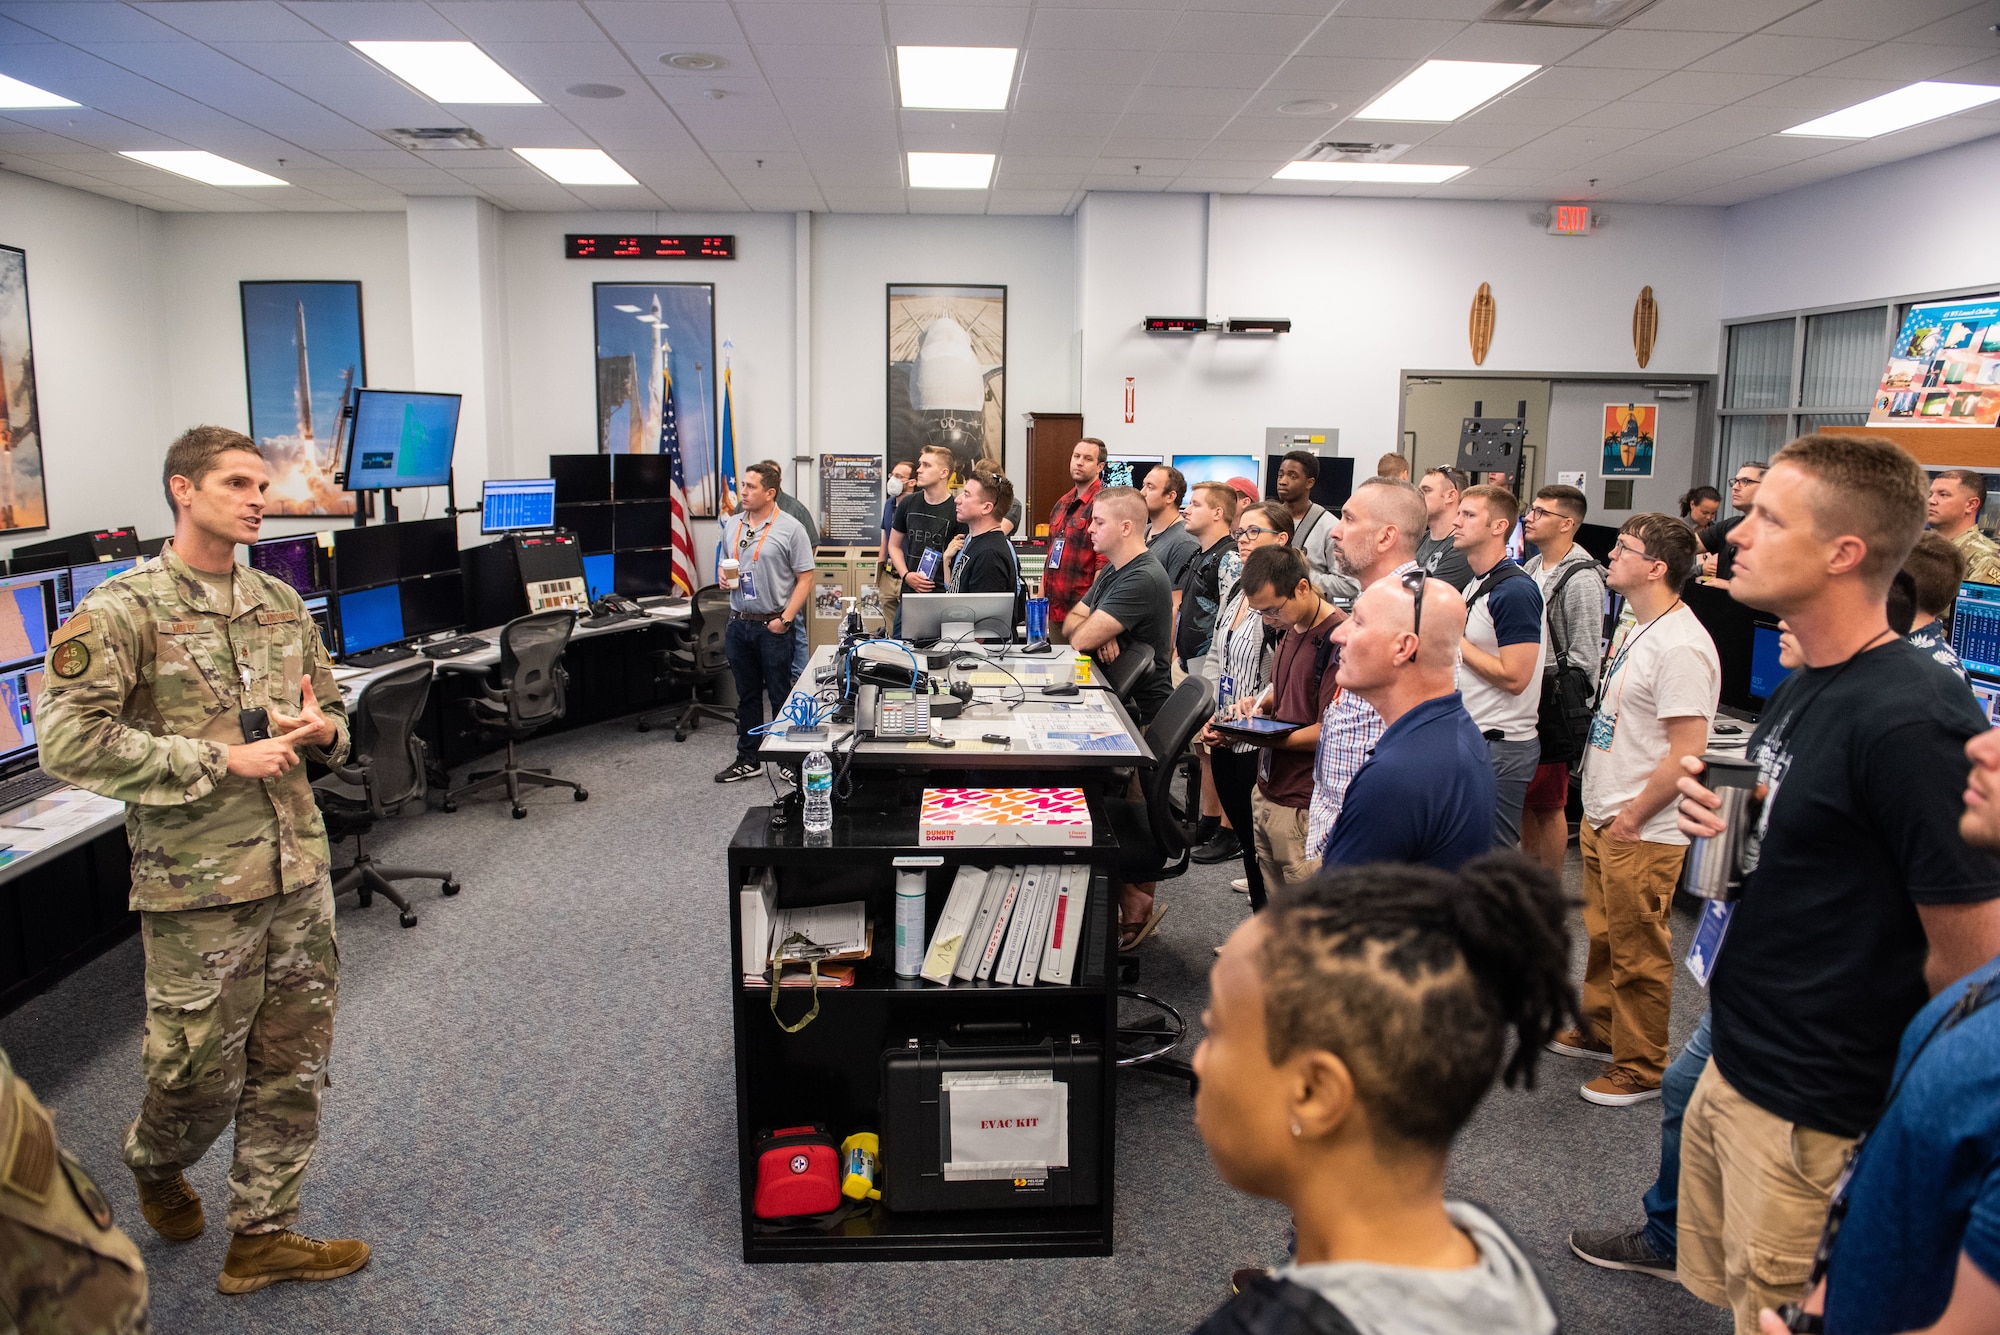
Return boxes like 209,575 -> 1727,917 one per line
219,1229 -> 371,1294
1230,1267 -> 1272,1295
1545,1027 -> 1612,1060
1568,1227 -> 1676,1280
714,760 -> 762,784
1230,877 -> 1249,893
136,1170 -> 204,1242
1581,1066 -> 1663,1107
1191,830 -> 1241,864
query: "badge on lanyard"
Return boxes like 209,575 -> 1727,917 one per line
1048,537 -> 1064,571
740,565 -> 758,601
1588,709 -> 1616,752
1685,901 -> 1734,987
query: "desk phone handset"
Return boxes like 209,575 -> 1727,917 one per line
592,592 -> 646,618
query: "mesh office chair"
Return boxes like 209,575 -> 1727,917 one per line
313,659 -> 459,929
1101,675 -> 1214,1092
443,611 -> 589,820
637,583 -> 736,741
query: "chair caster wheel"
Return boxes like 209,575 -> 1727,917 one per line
674,732 -> 688,742
512,807 -> 527,819
637,722 -> 651,733
441,879 -> 461,897
357,890 -> 373,908
574,789 -> 589,802
399,912 -> 418,928
441,800 -> 457,813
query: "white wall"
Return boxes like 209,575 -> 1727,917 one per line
1722,135 -> 2000,319
1078,192 -> 1727,466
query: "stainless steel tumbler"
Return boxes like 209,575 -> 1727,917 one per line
1683,754 -> 1760,901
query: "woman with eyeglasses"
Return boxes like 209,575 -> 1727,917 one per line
1192,501 -> 1295,911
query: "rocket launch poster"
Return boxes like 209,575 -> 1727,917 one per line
887,284 -> 1005,480
240,280 -> 364,516
0,245 -> 49,534
592,283 -> 717,516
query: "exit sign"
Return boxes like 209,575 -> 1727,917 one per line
1547,204 -> 1592,236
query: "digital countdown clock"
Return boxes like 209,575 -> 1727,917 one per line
564,234 -> 736,260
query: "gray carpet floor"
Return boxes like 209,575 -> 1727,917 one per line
1,716 -> 1730,1334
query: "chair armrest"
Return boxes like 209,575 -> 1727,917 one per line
324,759 -> 370,788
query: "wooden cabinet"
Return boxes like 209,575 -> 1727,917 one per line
1024,413 -> 1085,536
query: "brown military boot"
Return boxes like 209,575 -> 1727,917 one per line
134,1169 -> 204,1241
218,1229 -> 370,1294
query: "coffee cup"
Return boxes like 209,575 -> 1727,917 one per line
720,557 -> 740,588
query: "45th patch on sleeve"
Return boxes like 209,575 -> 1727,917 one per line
51,639 -> 90,678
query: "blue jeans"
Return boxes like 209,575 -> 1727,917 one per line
726,618 -> 796,763
1641,1009 -> 1714,1257
792,619 -> 810,681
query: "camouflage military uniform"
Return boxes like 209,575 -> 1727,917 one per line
1954,524 -> 2000,588
0,1046 -> 147,1334
35,543 -> 349,1237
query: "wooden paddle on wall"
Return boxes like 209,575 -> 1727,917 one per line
1470,282 -> 1494,366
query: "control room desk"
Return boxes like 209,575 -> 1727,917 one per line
0,791 -> 132,1015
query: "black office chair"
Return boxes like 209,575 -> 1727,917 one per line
637,583 -> 737,741
1100,675 -> 1214,1092
313,660 -> 459,929
1092,640 -> 1155,712
443,610 -> 589,820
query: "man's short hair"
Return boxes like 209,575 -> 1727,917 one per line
745,460 -> 781,493
919,444 -> 955,472
1772,434 -> 1927,592
1937,468 -> 1988,508
163,425 -> 264,513
1192,480 -> 1240,525
1282,450 -> 1320,481
1461,483 -> 1519,528
1147,464 -> 1187,506
1354,477 -> 1427,553
1376,452 -> 1410,479
1423,465 -> 1468,494
890,459 -> 914,477
1535,484 -> 1587,523
756,458 -> 786,490
1077,436 -> 1108,464
1092,484 -> 1146,530
1238,543 -> 1311,599
1620,513 -> 1699,588
965,464 -> 1014,520
1903,530 -> 1967,619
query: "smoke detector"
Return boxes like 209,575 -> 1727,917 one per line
1302,142 -> 1409,163
1482,0 -> 1661,27
378,127 -> 496,151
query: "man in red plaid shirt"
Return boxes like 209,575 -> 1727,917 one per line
1045,436 -> 1107,637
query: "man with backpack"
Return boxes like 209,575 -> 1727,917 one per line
1520,484 -> 1607,876
1453,485 -> 1547,848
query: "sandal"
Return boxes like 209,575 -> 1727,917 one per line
1119,902 -> 1168,951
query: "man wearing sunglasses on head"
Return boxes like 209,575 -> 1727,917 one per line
1698,461 -> 1768,584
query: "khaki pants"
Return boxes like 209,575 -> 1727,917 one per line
125,877 -> 338,1235
1250,788 -> 1317,895
1578,820 -> 1682,1084
1679,1062 -> 1854,1334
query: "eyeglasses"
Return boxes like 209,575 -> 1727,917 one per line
1526,505 -> 1568,524
1233,525 -> 1275,541
1731,475 -> 1760,486
1400,567 -> 1427,641
1612,537 -> 1659,563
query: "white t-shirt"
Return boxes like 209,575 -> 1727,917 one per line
1459,565 -> 1547,742
1581,602 -> 1720,844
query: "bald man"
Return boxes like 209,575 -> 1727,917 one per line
1319,571 -> 1497,870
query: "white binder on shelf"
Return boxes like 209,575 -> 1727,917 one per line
995,864 -> 1043,984
921,866 -> 989,985
974,866 -> 1026,982
1016,865 -> 1059,986
955,868 -> 1012,981
1038,865 -> 1088,986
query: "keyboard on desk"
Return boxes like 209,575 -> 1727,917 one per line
421,635 -> 491,660
0,769 -> 65,813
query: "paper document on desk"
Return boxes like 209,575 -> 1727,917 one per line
771,900 -> 868,960
0,790 -> 123,852
1017,714 -> 1137,754
942,1070 -> 1069,1181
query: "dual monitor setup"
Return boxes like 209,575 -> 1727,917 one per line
477,455 -> 683,603
1098,452 -> 1353,515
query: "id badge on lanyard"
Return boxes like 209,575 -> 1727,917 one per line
740,565 -> 757,601
1048,537 -> 1064,571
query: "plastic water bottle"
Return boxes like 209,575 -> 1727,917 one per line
803,750 -> 833,834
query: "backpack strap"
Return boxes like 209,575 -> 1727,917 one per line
1189,1274 -> 1365,1335
1542,558 -> 1603,663
1467,558 -> 1529,610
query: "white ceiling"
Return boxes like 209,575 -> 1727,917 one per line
0,0 -> 1997,214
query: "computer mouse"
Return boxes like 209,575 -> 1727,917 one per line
1714,723 -> 1743,735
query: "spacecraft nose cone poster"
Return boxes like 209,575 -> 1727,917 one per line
912,316 -> 983,412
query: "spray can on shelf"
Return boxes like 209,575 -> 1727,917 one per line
894,870 -> 927,977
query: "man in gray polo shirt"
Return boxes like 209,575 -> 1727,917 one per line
716,461 -> 816,783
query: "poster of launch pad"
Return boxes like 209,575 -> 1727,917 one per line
887,283 -> 1005,479
592,283 -> 717,516
0,245 -> 50,535
240,280 -> 364,517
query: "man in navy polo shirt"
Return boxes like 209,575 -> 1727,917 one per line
1320,570 -> 1496,871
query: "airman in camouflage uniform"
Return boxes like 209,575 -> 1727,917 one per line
0,1045 -> 147,1334
35,426 -> 369,1294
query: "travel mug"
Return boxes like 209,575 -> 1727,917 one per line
1683,754 -> 1760,901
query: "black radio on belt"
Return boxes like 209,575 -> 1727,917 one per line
239,709 -> 271,743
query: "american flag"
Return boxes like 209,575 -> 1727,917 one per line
658,339 -> 698,595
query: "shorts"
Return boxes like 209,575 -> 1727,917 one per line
1524,760 -> 1571,811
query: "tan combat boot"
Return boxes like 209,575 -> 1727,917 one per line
218,1229 -> 371,1294
134,1169 -> 204,1241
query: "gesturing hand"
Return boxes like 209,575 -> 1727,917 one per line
227,736 -> 305,779
269,678 -> 336,750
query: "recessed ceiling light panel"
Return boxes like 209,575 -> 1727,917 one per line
0,74 -> 78,108
351,41 -> 540,104
1782,81 -> 2000,138
515,148 -> 638,185
1274,161 -> 1469,184
1355,59 -> 1540,122
897,47 -> 1018,110
908,151 -> 996,189
120,150 -> 288,186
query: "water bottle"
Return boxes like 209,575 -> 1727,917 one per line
803,750 -> 833,834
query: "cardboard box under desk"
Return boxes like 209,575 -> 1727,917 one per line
918,788 -> 1092,848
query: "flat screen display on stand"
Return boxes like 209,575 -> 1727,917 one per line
1952,581 -> 2000,679
1101,455 -> 1162,491
1176,454 -> 1261,497
481,478 -> 557,534
612,453 -> 673,501
249,536 -> 328,599
342,389 -> 461,492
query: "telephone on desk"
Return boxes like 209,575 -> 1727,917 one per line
587,592 -> 648,624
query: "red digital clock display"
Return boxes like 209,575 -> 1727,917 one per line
565,234 -> 736,260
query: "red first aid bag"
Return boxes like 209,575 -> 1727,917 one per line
752,1124 -> 841,1220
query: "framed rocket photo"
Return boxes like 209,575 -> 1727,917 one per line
887,283 -> 1005,479
1602,402 -> 1658,478
240,280 -> 364,516
593,282 -> 717,516
0,244 -> 49,534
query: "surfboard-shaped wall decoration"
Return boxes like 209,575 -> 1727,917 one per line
1634,286 -> 1659,369
1470,283 -> 1495,366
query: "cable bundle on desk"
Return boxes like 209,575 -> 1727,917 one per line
748,692 -> 839,737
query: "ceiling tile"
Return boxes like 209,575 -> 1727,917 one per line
884,5 -> 1030,46
1423,120 -> 1547,147
584,2 -> 745,46
1625,0 -> 1817,32
1429,19 -> 1602,64
1810,42 -> 1997,83
732,3 -> 882,46
1564,28 -> 1741,69
770,78 -> 895,109
1162,10 -> 1321,56
0,2 -> 185,41
750,45 -> 890,81
1765,0 -> 1977,42
1000,133 -> 1112,156
1901,5 -> 2000,46
138,2 -> 322,41
1629,69 -> 1789,103
1733,74 -> 1906,110
1452,95 -> 1598,125
1019,47 -> 1157,84
1567,99 -> 1708,129
1686,33 -> 1874,76
1012,80 -> 1137,113
985,190 -> 1078,214
1508,65 -> 1663,101
475,41 -> 637,77
1293,16 -> 1464,60
1332,0 -> 1496,16
281,2 -> 466,41
1026,7 -> 1180,51
1270,54 -> 1411,92
439,2 -> 607,42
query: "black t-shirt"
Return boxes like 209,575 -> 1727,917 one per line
952,528 -> 1018,596
1702,513 -> 1747,580
1712,638 -> 2000,1137
1082,550 -> 1174,722
894,491 -> 964,582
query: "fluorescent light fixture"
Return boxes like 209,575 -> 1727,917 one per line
515,147 -> 637,185
897,46 -> 1017,110
1354,59 -> 1540,122
350,41 -> 540,104
119,150 -> 288,186
0,74 -> 78,109
1274,161 -> 1469,184
908,151 -> 995,189
1782,80 -> 2000,138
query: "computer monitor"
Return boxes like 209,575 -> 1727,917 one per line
332,523 -> 400,591
614,548 -> 677,598
342,389 -> 461,492
481,478 -> 557,534
612,452 -> 673,501
1504,518 -> 1526,563
248,535 -> 327,599
615,500 -> 673,551
582,552 -> 615,602
336,583 -> 404,657
0,663 -> 45,770
550,454 -> 612,504
303,594 -> 331,648
554,505 -> 614,555
1954,582 -> 2000,679
1970,674 -> 2000,728
900,591 -> 1017,644
53,559 -> 137,621
399,570 -> 465,640
1574,522 -> 1620,564
1177,454 -> 1261,494
395,517 -> 459,580
1101,455 -> 1163,491
0,572 -> 53,673
1747,621 -> 1794,705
